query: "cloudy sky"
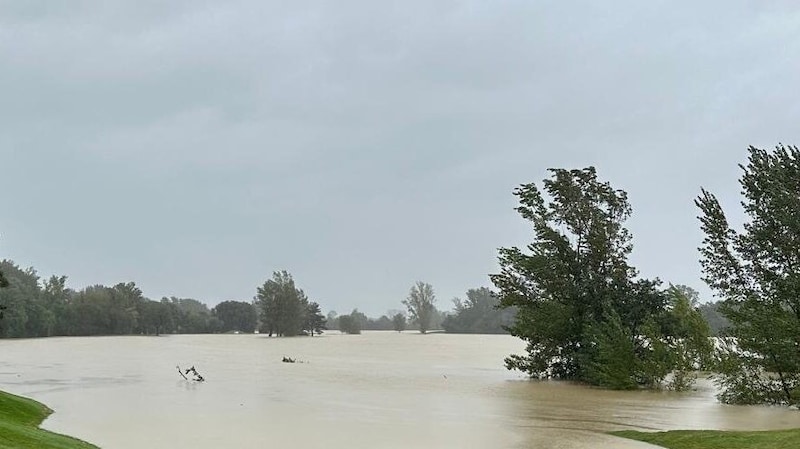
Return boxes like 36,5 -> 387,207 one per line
1,1 -> 799,315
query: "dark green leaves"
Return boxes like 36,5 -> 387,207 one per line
493,167 -> 706,389
698,144 -> 800,405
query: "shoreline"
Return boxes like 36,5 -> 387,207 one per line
0,389 -> 99,449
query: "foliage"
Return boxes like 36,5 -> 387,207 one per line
0,389 -> 99,448
0,259 -> 221,337
491,167 -> 707,389
255,271 -> 309,337
664,285 -> 715,377
163,297 -> 217,334
611,428 -> 800,449
304,301 -> 326,336
337,311 -> 362,334
583,310 -> 638,389
441,287 -> 515,334
212,300 -> 257,333
696,145 -> 800,405
392,313 -> 406,332
402,281 -> 436,334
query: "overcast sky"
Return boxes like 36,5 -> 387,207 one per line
1,1 -> 799,316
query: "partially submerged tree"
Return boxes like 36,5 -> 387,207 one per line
392,313 -> 406,332
492,167 -> 707,389
304,301 -> 326,336
212,300 -> 257,333
338,310 -> 362,334
403,281 -> 436,334
696,145 -> 800,405
255,271 -> 309,337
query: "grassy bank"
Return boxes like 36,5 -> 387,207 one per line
0,389 -> 98,449
611,428 -> 800,449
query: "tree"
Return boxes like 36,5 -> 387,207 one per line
442,287 -> 515,334
212,300 -> 257,333
662,285 -> 714,389
403,281 -> 436,334
0,261 -> 51,337
491,167 -> 693,388
338,311 -> 362,334
165,297 -> 214,334
392,313 -> 406,332
304,301 -> 326,336
139,300 -> 175,335
255,271 -> 309,337
696,145 -> 800,405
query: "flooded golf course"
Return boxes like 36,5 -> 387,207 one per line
1,332 -> 798,448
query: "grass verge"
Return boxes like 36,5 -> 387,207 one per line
0,389 -> 98,449
611,428 -> 800,449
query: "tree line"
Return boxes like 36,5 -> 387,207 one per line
0,259 -> 512,339
0,261 -> 259,338
3,144 -> 796,408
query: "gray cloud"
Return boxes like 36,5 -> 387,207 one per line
2,1 -> 800,315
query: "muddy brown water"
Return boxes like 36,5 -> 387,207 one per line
1,332 -> 798,448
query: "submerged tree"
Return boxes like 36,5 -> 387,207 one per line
696,145 -> 800,406
304,301 -> 326,336
403,281 -> 436,334
338,310 -> 362,335
392,313 -> 406,332
212,300 -> 257,333
491,167 -> 705,389
255,271 -> 309,337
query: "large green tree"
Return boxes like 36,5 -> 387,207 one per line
212,300 -> 257,333
491,167 -> 701,388
696,145 -> 800,405
403,281 -> 436,334
337,310 -> 362,334
255,271 -> 309,337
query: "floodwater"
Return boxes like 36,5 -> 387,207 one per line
0,333 -> 798,449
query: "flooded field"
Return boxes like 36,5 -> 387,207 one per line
1,332 -> 797,448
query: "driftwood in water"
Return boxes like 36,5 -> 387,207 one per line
177,365 -> 205,382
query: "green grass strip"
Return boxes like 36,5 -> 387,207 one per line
611,428 -> 800,449
0,389 -> 98,449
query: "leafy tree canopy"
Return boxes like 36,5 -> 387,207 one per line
403,281 -> 436,334
492,167 -> 709,389
696,145 -> 800,405
255,270 -> 309,337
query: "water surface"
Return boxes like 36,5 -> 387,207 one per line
1,332 -> 797,448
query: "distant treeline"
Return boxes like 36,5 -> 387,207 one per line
326,287 -> 516,335
0,258 -> 724,340
0,260 -> 256,338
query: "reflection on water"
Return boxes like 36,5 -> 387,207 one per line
0,333 -> 797,449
